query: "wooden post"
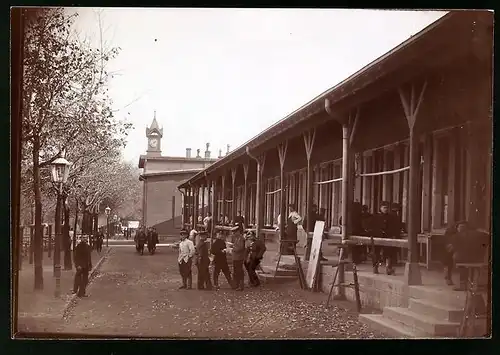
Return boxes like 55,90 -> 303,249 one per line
447,129 -> 458,227
231,167 -> 237,223
212,179 -> 218,239
243,163 -> 249,226
246,148 -> 266,241
303,129 -> 316,260
421,134 -> 433,232
221,174 -> 226,224
201,183 -> 206,220
398,80 -> 427,285
278,141 -> 288,242
194,186 -> 200,229
325,99 -> 359,299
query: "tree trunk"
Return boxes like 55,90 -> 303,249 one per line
73,199 -> 78,251
32,137 -> 43,290
63,195 -> 72,270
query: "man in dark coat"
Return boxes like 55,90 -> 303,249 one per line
234,211 -> 245,228
244,231 -> 266,287
136,227 -> 147,255
73,235 -> 92,297
96,229 -> 104,253
231,223 -> 246,291
195,231 -> 212,290
210,232 -> 233,290
443,221 -> 489,290
372,201 -> 400,275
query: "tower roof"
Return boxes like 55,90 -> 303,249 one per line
146,110 -> 163,137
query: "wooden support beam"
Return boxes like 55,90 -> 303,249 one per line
211,179 -> 218,241
221,174 -> 226,223
231,167 -> 237,223
278,141 -> 288,242
243,163 -> 249,227
193,186 -> 199,230
421,135 -> 433,232
201,184 -> 206,220
447,129 -> 458,228
303,129 -> 316,260
398,81 -> 427,286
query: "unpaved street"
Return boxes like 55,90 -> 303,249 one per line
58,246 -> 384,339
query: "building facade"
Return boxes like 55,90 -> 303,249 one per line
138,113 -> 219,236
178,11 -> 493,335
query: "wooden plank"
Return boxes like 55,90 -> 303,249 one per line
392,146 -> 401,204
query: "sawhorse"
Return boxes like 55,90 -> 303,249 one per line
325,244 -> 362,313
457,262 -> 488,337
274,239 -> 307,289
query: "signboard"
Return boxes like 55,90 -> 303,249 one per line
128,221 -> 140,229
306,220 -> 325,289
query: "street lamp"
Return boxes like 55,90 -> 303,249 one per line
50,151 -> 71,298
105,206 -> 111,247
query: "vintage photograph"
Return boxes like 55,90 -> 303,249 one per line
11,8 -> 493,339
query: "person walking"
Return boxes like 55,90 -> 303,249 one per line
231,223 -> 246,291
210,232 -> 233,290
195,231 -> 213,290
244,231 -> 266,287
73,235 -> 92,297
178,229 -> 195,289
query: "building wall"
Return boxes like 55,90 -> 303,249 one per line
144,173 -> 195,236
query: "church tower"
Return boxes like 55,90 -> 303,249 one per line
146,111 -> 163,157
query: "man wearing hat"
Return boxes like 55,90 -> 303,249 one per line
244,231 -> 266,287
231,222 -> 246,291
195,230 -> 213,290
178,229 -> 195,289
73,235 -> 92,297
210,232 -> 233,290
372,201 -> 399,275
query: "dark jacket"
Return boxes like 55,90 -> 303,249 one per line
246,239 -> 266,261
231,233 -> 246,261
234,215 -> 245,227
373,212 -> 400,239
210,238 -> 228,264
75,241 -> 92,269
303,212 -> 318,233
195,239 -> 210,266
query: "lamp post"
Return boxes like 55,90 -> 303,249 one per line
50,151 -> 71,298
105,206 -> 111,247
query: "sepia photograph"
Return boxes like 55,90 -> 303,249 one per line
11,7 -> 493,340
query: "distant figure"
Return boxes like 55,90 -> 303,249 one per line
203,212 -> 213,233
73,235 -> 92,297
372,201 -> 400,275
96,229 -> 104,253
234,211 -> 245,228
210,232 -> 233,290
178,229 -> 195,290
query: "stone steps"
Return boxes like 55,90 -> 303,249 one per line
409,298 -> 464,323
359,314 -> 427,338
409,285 -> 467,309
383,306 -> 460,337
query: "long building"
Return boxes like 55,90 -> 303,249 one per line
177,11 -> 493,337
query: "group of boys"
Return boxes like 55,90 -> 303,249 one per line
177,222 -> 266,291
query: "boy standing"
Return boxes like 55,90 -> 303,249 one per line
178,229 -> 195,289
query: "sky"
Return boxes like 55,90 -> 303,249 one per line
70,8 -> 448,165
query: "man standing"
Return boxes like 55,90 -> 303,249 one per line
73,235 -> 92,297
234,211 -> 245,228
244,231 -> 266,287
178,229 -> 195,289
231,223 -> 246,291
210,232 -> 233,290
203,212 -> 213,233
303,204 -> 318,261
284,203 -> 302,255
373,201 -> 399,275
195,231 -> 213,290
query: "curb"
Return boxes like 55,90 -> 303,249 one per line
62,247 -> 112,319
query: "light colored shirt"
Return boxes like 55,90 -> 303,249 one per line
178,239 -> 195,263
276,212 -> 302,229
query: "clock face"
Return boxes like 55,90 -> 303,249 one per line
149,139 -> 158,148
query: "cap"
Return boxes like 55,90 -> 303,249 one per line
198,230 -> 209,237
180,229 -> 188,236
380,201 -> 390,207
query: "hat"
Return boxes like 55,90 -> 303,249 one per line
391,203 -> 400,209
198,230 -> 209,237
180,229 -> 188,236
380,201 -> 390,207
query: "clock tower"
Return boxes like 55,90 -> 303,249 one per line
146,111 -> 163,157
